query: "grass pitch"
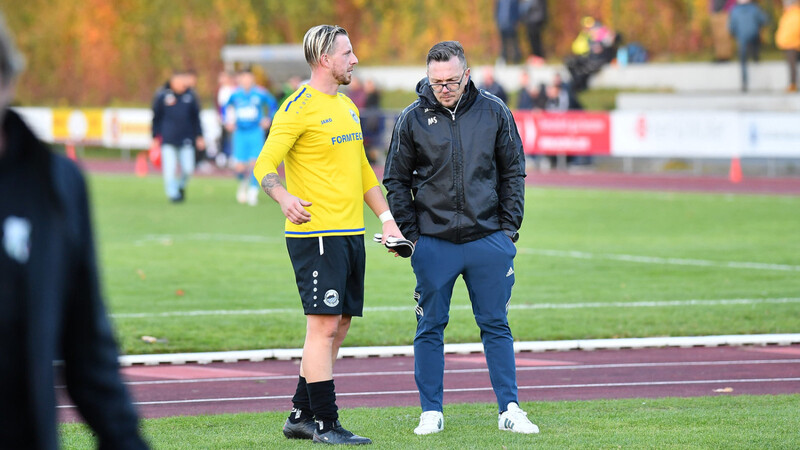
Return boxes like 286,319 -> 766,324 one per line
61,395 -> 800,448
87,174 -> 800,355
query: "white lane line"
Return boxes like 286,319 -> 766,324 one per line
55,359 -> 800,389
56,377 -> 800,408
111,298 -> 800,319
129,234 -> 800,272
520,248 -> 800,272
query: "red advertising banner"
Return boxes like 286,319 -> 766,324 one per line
513,111 -> 611,156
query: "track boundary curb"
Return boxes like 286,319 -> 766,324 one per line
118,333 -> 800,366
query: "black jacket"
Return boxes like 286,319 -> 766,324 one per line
151,85 -> 202,147
0,111 -> 147,449
384,78 -> 525,244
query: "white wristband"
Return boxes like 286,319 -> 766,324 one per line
379,210 -> 394,224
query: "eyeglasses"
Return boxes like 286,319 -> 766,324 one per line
429,69 -> 467,93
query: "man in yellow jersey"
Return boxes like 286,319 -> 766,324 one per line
254,24 -> 403,446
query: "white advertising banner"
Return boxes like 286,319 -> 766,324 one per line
738,113 -> 800,158
611,111 -> 741,158
13,107 -> 222,153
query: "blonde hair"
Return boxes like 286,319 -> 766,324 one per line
303,25 -> 348,68
0,11 -> 25,85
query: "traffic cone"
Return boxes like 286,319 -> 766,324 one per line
728,156 -> 742,184
135,151 -> 148,177
65,143 -> 77,161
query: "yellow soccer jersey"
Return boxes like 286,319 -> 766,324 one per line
253,84 -> 379,237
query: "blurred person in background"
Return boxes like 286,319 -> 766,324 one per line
0,11 -> 148,449
520,0 -> 547,63
384,40 -> 537,437
711,0 -> 737,62
566,16 -> 618,92
151,69 -> 204,203
346,75 -> 367,108
362,79 -> 384,164
515,70 -> 543,110
215,70 -> 236,167
479,66 -> 508,103
729,0 -> 768,92
495,0 -> 522,64
776,0 -> 800,92
225,68 -> 278,206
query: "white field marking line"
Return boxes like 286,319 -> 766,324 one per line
56,377 -> 800,408
520,248 -> 800,272
110,297 -> 800,319
55,359 -> 800,389
130,233 -> 800,272
132,233 -> 281,246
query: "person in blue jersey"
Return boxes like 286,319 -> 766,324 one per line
225,69 -> 278,205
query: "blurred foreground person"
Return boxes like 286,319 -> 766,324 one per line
0,12 -> 147,450
254,24 -> 404,445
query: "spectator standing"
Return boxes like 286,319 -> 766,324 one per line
225,69 -> 278,206
384,40 -> 538,437
151,70 -> 205,203
479,66 -> 508,103
215,71 -> 236,167
520,0 -> 548,62
253,24 -> 404,445
346,76 -> 367,108
362,79 -> 384,164
729,0 -> 768,92
515,71 -> 538,109
495,0 -> 522,64
711,0 -> 737,62
776,0 -> 800,92
0,12 -> 148,449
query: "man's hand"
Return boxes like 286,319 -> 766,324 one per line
276,191 -> 312,225
381,220 -> 407,257
260,117 -> 272,131
195,136 -> 206,151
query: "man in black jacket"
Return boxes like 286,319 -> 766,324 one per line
384,41 -> 538,436
0,13 -> 148,449
151,70 -> 204,202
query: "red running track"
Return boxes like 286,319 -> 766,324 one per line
57,345 -> 800,422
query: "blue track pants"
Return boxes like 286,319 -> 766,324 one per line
411,231 -> 519,413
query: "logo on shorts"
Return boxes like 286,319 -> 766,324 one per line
324,289 -> 340,307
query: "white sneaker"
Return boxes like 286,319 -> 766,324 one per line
498,402 -> 539,434
414,411 -> 444,435
236,183 -> 247,204
246,186 -> 259,206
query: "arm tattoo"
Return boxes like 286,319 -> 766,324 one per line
261,173 -> 283,198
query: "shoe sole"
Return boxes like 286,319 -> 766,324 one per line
413,428 -> 443,435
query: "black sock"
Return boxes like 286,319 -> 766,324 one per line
288,376 -> 312,423
307,379 -> 338,431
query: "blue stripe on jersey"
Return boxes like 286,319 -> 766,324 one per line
284,87 -> 307,112
285,227 -> 365,236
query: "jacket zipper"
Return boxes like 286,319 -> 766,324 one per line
449,109 -> 463,242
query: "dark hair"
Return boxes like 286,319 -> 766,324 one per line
426,41 -> 467,69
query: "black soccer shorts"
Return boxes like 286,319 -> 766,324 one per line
286,235 -> 365,316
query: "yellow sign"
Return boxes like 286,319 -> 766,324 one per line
52,108 -> 104,143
